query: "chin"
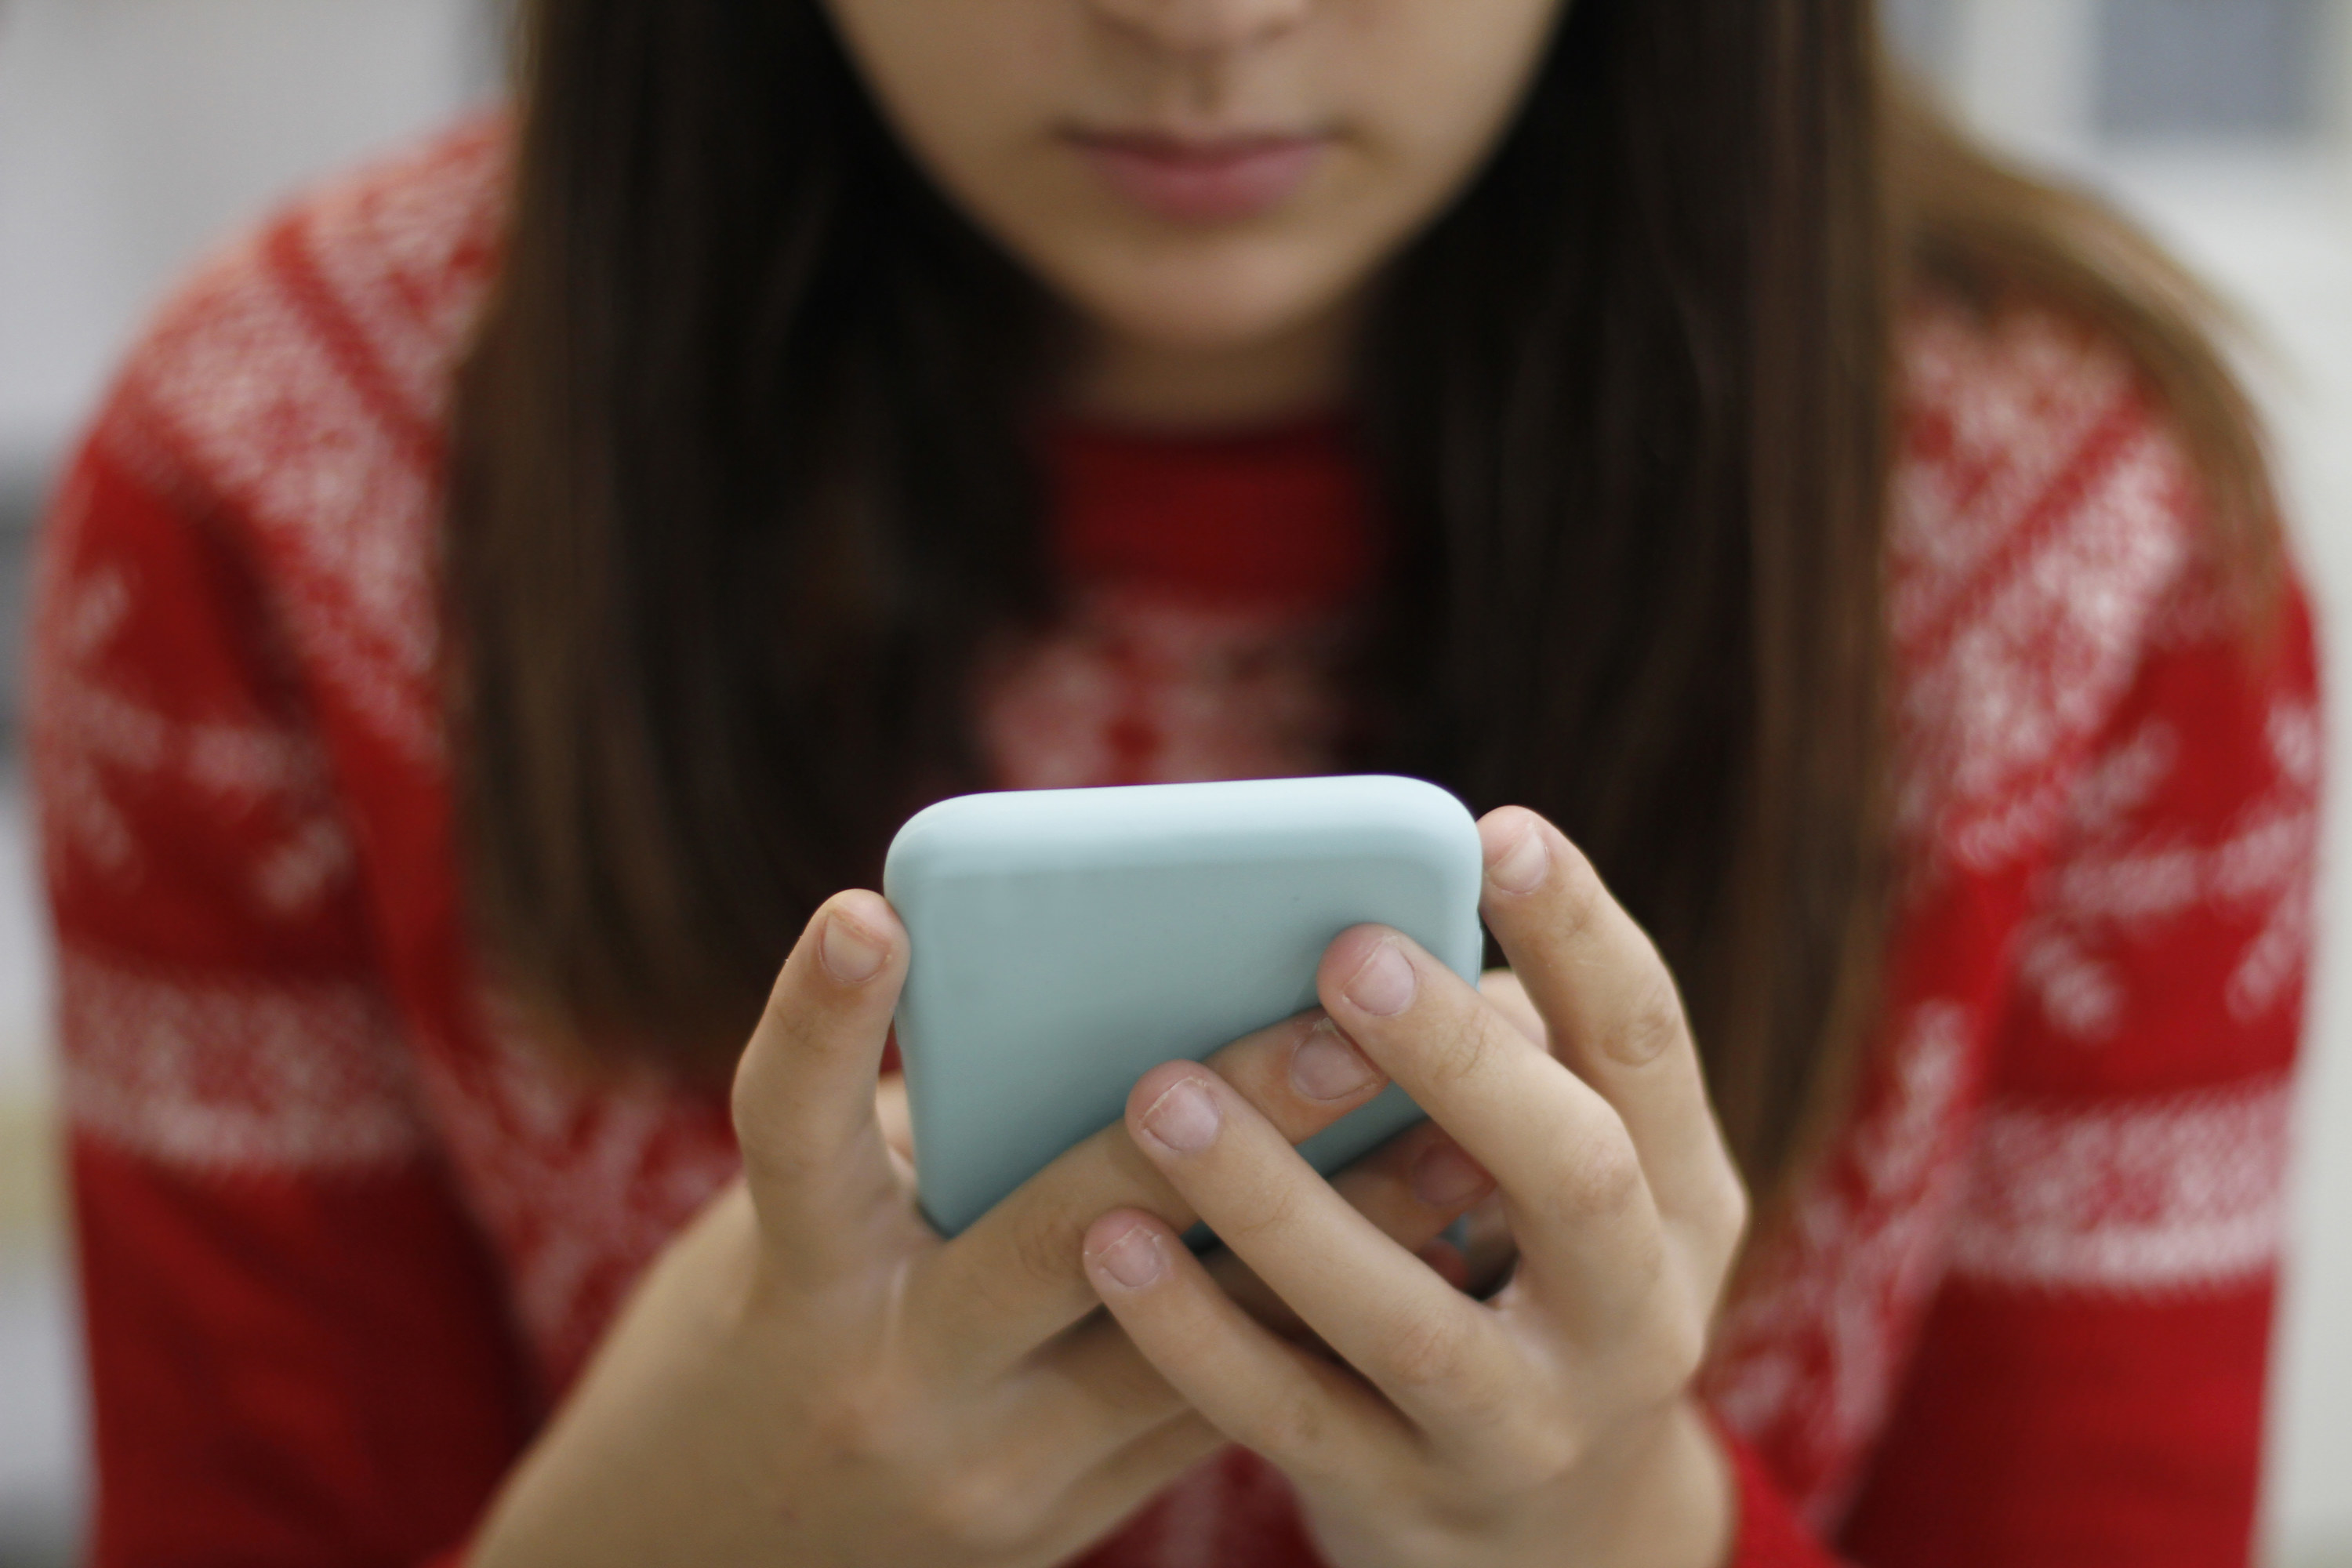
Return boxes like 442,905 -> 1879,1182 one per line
1045,234 -> 1367,361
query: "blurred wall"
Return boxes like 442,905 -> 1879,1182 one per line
0,4 -> 492,1560
0,0 -> 495,481
0,0 -> 495,744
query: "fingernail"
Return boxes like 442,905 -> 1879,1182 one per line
1091,1222 -> 1167,1290
1290,1022 -> 1381,1101
1343,939 -> 1416,1017
820,912 -> 887,983
1413,1141 -> 1494,1208
1485,819 -> 1549,895
1140,1078 -> 1221,1154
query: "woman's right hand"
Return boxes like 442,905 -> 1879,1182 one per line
470,889 -> 1497,1568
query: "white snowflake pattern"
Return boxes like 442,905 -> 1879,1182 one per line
2016,695 -> 2318,1044
1705,1001 -> 1984,1525
60,944 -> 426,1171
1948,1076 -> 2292,1293
416,994 -> 742,1383
982,586 -> 1356,789
121,128 -> 506,775
33,548 -> 359,917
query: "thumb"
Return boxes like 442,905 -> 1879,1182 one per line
731,889 -> 909,1273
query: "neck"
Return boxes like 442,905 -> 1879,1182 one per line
1062,305 -> 1357,432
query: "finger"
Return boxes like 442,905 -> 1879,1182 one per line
1120,1064 -> 1528,1447
1479,969 -> 1546,1046
730,890 -> 912,1272
904,1011 -> 1394,1380
1474,808 -> 1747,1264
938,1363 -> 1225,1568
1207,1117 -> 1496,1337
1083,1209 -> 1413,1487
1317,925 -> 1667,1324
1045,1412 -> 1229,1562
1088,1410 -> 1228,1496
911,1305 -> 1229,1535
875,1072 -> 914,1169
971,1311 -> 1192,1500
1417,1236 -> 1472,1291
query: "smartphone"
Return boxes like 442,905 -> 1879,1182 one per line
884,774 -> 1486,1237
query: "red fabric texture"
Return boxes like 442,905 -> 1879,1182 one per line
1049,416 -> 1379,607
71,1145 -> 532,1568
1726,1429 -> 1849,1568
31,119 -> 2315,1567
1842,1283 -> 2278,1566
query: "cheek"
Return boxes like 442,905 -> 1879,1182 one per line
819,1 -> 1069,198
822,3 -> 1134,314
1359,0 -> 1567,209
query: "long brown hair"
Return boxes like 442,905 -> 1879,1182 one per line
447,0 -> 2280,1199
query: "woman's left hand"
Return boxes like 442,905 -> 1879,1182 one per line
1081,806 -> 1749,1568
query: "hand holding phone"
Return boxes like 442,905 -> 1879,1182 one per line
469,886 -> 1495,1568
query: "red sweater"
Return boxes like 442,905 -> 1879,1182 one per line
31,119 -> 2316,1567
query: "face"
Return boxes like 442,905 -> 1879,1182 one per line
820,0 -> 1566,383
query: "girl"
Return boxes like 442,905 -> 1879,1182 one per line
33,0 -> 2315,1563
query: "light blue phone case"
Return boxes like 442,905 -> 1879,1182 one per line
884,775 -> 1486,1237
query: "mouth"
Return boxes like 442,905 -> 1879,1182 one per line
1064,129 -> 1332,223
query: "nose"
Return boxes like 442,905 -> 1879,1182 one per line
1083,0 -> 1311,55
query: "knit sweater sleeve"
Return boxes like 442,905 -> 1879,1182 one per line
32,383 -> 535,1567
1837,568 -> 2317,1566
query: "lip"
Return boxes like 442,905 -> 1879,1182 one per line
1067,130 -> 1330,223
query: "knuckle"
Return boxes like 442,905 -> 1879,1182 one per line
751,968 -> 833,1074
1702,1167 -> 1752,1261
1374,1305 -> 1478,1395
918,1462 -> 1044,1554
1622,1260 -> 1713,1390
1552,1124 -> 1646,1225
1490,1411 -> 1586,1494
1548,839 -> 1613,945
739,1133 -> 826,1203
811,1373 -> 920,1469
733,1007 -> 833,1160
1417,1007 -> 1494,1096
1617,972 -> 1689,1063
1218,1176 -> 1304,1250
728,1061 -> 780,1162
757,971 -> 805,1041
1246,1383 -> 1334,1468
1652,1310 -> 1711,1390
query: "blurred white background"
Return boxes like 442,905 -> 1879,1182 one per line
0,1 -> 2348,1564
0,5 -> 496,1563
